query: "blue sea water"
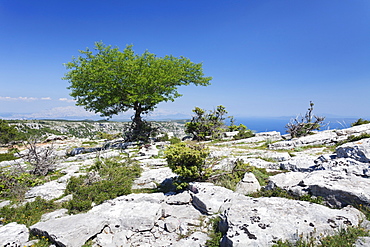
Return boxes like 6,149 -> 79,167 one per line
235,117 -> 358,134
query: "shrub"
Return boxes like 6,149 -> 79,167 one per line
351,118 -> 370,127
19,137 -> 56,176
0,168 -> 44,201
0,120 -> 23,145
65,157 -> 142,214
335,133 -> 370,147
165,143 -> 210,189
286,101 -> 325,138
0,196 -> 58,226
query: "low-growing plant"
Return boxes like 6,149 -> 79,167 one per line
205,216 -> 223,247
0,168 -> 44,201
351,118 -> 370,127
65,157 -> 142,214
0,152 -> 18,162
165,142 -> 211,189
273,225 -> 369,247
210,159 -> 273,190
335,133 -> 370,147
0,196 -> 58,226
249,187 -> 324,204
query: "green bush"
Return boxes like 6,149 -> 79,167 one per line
211,159 -> 272,191
0,120 -> 23,145
351,118 -> 370,127
165,143 -> 210,189
0,169 -> 44,200
65,157 -> 142,214
0,196 -> 58,226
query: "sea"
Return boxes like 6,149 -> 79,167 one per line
234,117 -> 359,134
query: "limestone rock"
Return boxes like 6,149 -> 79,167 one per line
219,196 -> 365,247
25,180 -> 66,201
132,167 -> 176,190
336,138 -> 370,162
235,172 -> 261,194
189,182 -> 236,214
0,222 -> 29,247
31,213 -> 108,247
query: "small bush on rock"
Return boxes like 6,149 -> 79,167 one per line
351,118 -> 370,127
165,142 -> 211,189
286,101 -> 325,138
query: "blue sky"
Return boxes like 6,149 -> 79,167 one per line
1,0 -> 370,120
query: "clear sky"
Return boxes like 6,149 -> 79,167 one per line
1,0 -> 370,120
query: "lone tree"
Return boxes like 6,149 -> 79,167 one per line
63,42 -> 211,141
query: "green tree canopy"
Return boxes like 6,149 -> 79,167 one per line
63,42 -> 211,140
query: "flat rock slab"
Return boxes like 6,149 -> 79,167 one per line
31,213 -> 108,247
336,138 -> 370,162
25,180 -> 66,201
219,195 -> 365,247
0,222 -> 29,247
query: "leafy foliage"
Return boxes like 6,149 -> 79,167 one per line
351,118 -> 370,127
165,142 -> 210,189
63,42 -> 211,141
286,101 -> 325,138
185,105 -> 253,141
65,157 -> 142,214
0,120 -> 23,145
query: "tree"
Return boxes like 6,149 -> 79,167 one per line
286,101 -> 325,138
63,42 -> 212,141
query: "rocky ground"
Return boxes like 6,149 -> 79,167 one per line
0,123 -> 370,246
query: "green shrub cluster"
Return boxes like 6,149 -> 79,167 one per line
0,196 -> 58,226
64,157 -> 142,214
0,169 -> 44,200
185,105 -> 253,141
165,142 -> 210,189
212,159 -> 274,191
335,133 -> 370,147
351,118 -> 370,127
0,120 -> 24,145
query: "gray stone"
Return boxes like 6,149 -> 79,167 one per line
336,138 -> 370,162
166,191 -> 192,205
219,195 -> 365,247
0,222 -> 29,247
40,209 -> 68,222
31,213 -> 108,247
189,182 -> 236,215
279,155 -> 317,172
132,167 -> 176,190
355,237 -> 370,246
25,180 -> 66,201
235,172 -> 261,194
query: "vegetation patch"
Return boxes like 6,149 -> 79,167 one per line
205,216 -> 223,247
335,133 -> 370,147
0,196 -> 58,227
249,187 -> 324,205
273,225 -> 369,247
64,157 -> 142,214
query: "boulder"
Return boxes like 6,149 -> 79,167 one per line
219,195 -> 365,247
132,167 -> 176,190
336,138 -> 370,162
31,213 -> 108,247
189,182 -> 236,215
0,222 -> 29,247
235,172 -> 261,194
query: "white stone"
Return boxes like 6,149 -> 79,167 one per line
235,172 -> 261,194
0,222 -> 29,247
